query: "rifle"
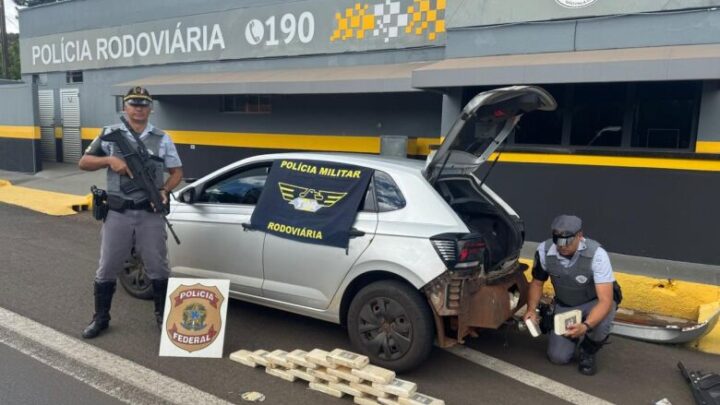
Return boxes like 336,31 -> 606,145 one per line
678,362 -> 720,405
100,117 -> 181,245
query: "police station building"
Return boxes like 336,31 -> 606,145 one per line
2,0 -> 720,280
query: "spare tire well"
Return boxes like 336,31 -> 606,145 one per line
339,271 -> 419,327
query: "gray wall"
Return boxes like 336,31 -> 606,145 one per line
0,82 -> 39,172
447,8 -> 720,58
697,81 -> 720,142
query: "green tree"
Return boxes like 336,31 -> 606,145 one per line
1,33 -> 20,80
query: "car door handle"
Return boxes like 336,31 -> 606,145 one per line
348,228 -> 365,238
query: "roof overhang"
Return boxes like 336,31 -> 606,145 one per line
114,62 -> 431,96
412,44 -> 720,88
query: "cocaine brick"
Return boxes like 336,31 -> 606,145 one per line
398,393 -> 445,405
306,348 -> 335,368
328,348 -> 370,369
266,367 -> 296,382
351,364 -> 396,384
327,365 -> 363,383
350,381 -> 389,399
308,367 -> 341,383
372,378 -> 417,397
287,349 -> 316,369
329,381 -> 364,397
266,349 -> 295,369
378,396 -> 401,405
309,382 -> 344,398
354,395 -> 382,405
288,367 -> 317,382
249,349 -> 271,367
229,349 -> 256,367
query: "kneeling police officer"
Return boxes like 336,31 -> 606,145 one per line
524,215 -> 620,375
78,87 -> 183,338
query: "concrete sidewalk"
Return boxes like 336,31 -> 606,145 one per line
0,162 -> 104,215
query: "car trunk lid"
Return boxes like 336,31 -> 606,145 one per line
423,86 -> 557,185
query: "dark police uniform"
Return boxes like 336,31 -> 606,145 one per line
81,87 -> 182,339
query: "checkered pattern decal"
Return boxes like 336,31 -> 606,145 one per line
331,0 -> 446,43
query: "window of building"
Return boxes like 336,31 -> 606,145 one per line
631,81 -> 699,149
66,71 -> 84,84
513,85 -> 565,145
115,96 -> 124,112
570,83 -> 625,147
221,95 -> 272,113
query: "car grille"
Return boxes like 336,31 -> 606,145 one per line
431,239 -> 456,262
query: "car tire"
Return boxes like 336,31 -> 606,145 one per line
347,280 -> 434,372
118,249 -> 153,300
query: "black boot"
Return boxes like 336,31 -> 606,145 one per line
152,279 -> 169,330
578,336 -> 605,376
82,281 -> 116,339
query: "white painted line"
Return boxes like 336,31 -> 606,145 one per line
0,307 -> 233,405
445,345 -> 615,405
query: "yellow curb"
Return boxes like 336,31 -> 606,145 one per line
0,183 -> 91,215
520,258 -> 720,355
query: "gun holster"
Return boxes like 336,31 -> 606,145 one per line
90,186 -> 109,221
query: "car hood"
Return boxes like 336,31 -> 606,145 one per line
423,85 -> 557,184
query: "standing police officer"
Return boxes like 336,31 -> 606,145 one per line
78,87 -> 183,339
523,215 -> 619,375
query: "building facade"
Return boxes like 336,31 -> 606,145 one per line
3,0 -> 720,279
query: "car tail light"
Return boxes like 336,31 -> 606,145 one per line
431,233 -> 486,271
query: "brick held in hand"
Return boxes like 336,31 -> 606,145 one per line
351,364 -> 396,384
309,367 -> 341,383
350,381 -> 389,399
306,348 -> 335,368
249,349 -> 271,367
287,349 -> 316,369
354,395 -> 383,405
309,382 -> 344,398
327,365 -> 363,383
288,367 -> 317,382
329,381 -> 364,397
398,393 -> 445,405
266,349 -> 295,369
372,378 -> 417,398
229,349 -> 256,367
328,348 -> 370,369
265,367 -> 296,382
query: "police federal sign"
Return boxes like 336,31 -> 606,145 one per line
250,159 -> 372,249
159,278 -> 230,358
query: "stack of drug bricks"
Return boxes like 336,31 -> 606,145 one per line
230,348 -> 444,405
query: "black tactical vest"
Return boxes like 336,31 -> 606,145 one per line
103,124 -> 166,203
543,238 -> 601,307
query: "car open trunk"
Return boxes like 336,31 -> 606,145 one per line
421,86 -> 557,347
435,175 -> 524,275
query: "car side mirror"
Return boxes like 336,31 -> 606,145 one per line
179,188 -> 196,204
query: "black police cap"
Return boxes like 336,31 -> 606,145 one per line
124,86 -> 152,106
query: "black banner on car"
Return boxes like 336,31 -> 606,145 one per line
250,159 -> 372,248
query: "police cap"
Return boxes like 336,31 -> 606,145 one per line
124,86 -> 152,106
551,214 -> 582,236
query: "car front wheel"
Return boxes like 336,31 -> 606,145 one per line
347,280 -> 434,372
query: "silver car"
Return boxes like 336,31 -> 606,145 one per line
125,86 -> 556,371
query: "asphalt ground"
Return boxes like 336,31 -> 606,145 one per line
1,202 -> 718,405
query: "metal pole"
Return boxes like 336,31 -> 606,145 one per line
0,0 -> 9,79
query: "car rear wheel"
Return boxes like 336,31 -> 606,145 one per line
347,280 -> 434,372
118,248 -> 153,300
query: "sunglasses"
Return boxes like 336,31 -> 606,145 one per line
552,233 -> 577,247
